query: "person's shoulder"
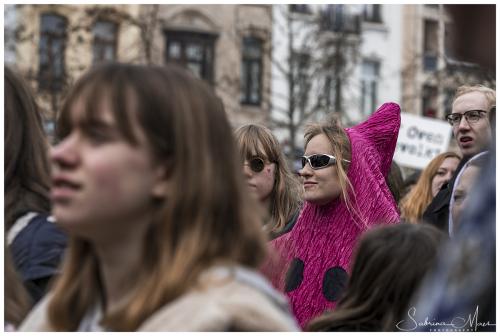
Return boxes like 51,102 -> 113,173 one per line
139,267 -> 298,331
18,294 -> 54,331
206,270 -> 298,330
18,215 -> 66,252
29,215 -> 66,240
425,184 -> 452,213
14,215 -> 66,247
11,214 -> 67,282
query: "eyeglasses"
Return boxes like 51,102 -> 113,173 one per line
244,157 -> 266,173
301,154 -> 350,170
446,110 -> 487,126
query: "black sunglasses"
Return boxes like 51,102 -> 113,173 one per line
301,154 -> 350,170
244,157 -> 266,173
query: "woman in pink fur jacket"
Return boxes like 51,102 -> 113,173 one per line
264,103 -> 401,328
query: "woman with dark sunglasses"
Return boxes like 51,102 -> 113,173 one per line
235,124 -> 302,240
263,103 -> 401,329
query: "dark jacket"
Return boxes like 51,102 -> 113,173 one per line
10,214 -> 67,303
422,157 -> 468,231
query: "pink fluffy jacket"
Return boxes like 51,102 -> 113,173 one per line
264,102 -> 401,328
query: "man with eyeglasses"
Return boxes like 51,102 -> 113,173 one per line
422,85 -> 495,232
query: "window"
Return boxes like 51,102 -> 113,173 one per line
165,30 -> 216,83
323,75 -> 342,112
324,75 -> 336,111
293,52 -> 311,112
422,85 -> 438,118
423,20 -> 438,71
38,13 -> 67,91
363,5 -> 382,23
443,88 -> 455,117
241,37 -> 263,105
93,20 -> 118,64
5,4 -> 16,65
290,5 -> 311,14
361,60 -> 380,116
322,5 -> 343,32
321,5 -> 361,34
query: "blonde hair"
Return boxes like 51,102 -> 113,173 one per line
400,152 -> 461,224
454,85 -> 496,110
303,123 -> 365,226
48,64 -> 267,331
235,124 -> 302,235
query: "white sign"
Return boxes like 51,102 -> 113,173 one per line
394,113 -> 452,170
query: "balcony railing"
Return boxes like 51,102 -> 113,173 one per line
320,7 -> 361,34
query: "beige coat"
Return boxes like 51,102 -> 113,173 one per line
20,266 -> 299,331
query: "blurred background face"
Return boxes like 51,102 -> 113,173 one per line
243,155 -> 276,205
451,165 -> 480,231
50,99 -> 160,242
299,134 -> 342,206
452,92 -> 492,158
431,156 -> 460,197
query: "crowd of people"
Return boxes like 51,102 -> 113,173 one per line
5,62 -> 496,331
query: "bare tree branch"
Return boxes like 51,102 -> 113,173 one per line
269,4 -> 362,153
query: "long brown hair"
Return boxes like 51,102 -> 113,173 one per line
307,223 -> 444,331
48,63 -> 267,331
400,152 -> 461,223
234,124 -> 302,235
5,245 -> 32,328
4,66 -> 51,231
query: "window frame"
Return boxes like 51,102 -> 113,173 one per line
363,4 -> 382,23
92,19 -> 118,64
320,4 -> 361,34
240,36 -> 264,106
422,84 -> 438,118
360,59 -> 380,117
38,12 -> 67,92
292,51 -> 311,112
423,19 -> 439,72
164,30 -> 217,84
289,4 -> 312,15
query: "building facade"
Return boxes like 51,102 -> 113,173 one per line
400,4 -> 495,159
7,4 -> 273,134
157,5 -> 273,127
401,4 -> 495,120
271,4 -> 494,160
271,4 -> 402,151
401,4 -> 453,120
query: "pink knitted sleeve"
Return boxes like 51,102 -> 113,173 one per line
347,102 -> 401,177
